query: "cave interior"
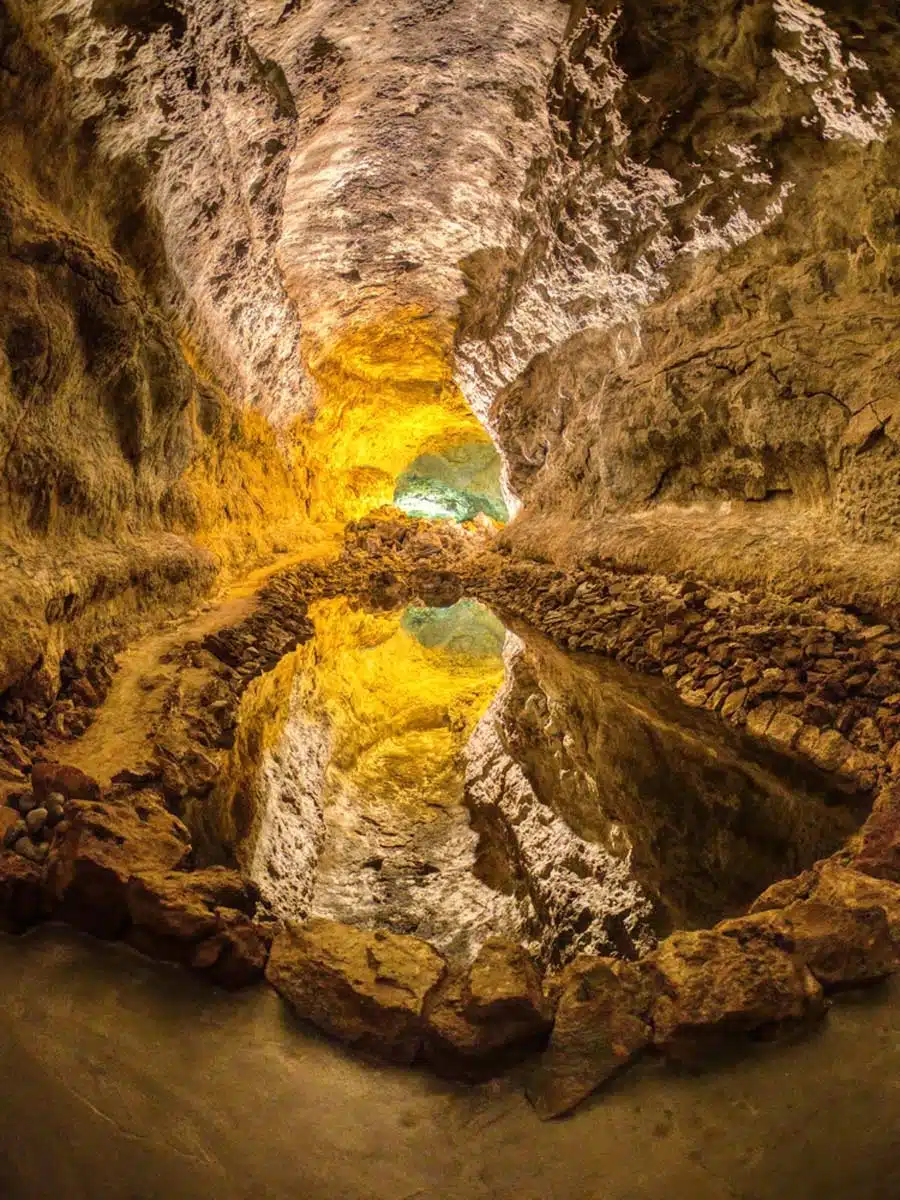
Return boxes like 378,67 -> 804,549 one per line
2,0 -> 900,1188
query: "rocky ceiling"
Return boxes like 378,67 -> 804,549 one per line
3,0 -> 898,545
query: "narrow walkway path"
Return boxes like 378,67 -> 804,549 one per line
53,535 -> 340,786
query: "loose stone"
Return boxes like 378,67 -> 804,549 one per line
25,807 -> 48,836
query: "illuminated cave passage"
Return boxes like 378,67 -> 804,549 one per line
3,0 -> 900,1185
393,443 -> 509,524
246,595 -> 511,960
235,586 -> 869,968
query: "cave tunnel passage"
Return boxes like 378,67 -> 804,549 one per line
393,441 -> 509,523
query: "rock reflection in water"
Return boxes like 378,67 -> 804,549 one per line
251,596 -> 517,961
251,596 -> 869,969
467,622 -> 870,965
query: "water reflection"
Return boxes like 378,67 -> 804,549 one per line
249,594 -> 870,966
401,599 -> 506,657
250,596 -> 513,960
478,621 -> 870,962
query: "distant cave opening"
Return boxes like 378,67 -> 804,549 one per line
393,441 -> 509,523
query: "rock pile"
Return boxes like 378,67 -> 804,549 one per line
261,509 -> 485,614
0,761 -> 273,988
2,789 -> 66,865
0,641 -> 117,802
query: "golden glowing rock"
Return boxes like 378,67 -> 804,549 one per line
212,594 -> 505,879
299,313 -> 491,521
300,596 -> 505,819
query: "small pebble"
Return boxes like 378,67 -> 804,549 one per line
25,807 -> 48,835
46,804 -> 66,828
17,792 -> 37,815
47,791 -> 66,809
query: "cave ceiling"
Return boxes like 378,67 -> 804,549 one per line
2,0 -> 896,538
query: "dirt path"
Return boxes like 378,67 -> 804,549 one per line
54,537 -> 340,786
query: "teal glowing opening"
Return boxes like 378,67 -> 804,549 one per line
401,599 -> 507,657
393,442 -> 508,523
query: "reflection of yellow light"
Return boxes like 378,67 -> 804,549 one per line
299,597 -> 504,817
298,309 -> 490,521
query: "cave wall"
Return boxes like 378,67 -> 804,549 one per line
6,0 -> 900,739
456,0 -> 900,580
30,0 -> 306,423
0,2 -> 310,698
8,0 -> 900,581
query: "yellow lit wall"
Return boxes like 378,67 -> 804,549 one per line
298,310 -> 491,522
175,336 -> 324,573
206,593 -> 505,871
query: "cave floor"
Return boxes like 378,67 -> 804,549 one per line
51,535 -> 341,787
1,925 -> 898,1200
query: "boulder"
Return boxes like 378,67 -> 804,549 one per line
48,789 -> 191,937
853,783 -> 900,882
749,858 -> 900,952
812,863 -> 900,948
193,908 -> 273,990
649,929 -> 824,1060
718,899 -> 895,989
31,762 -> 101,803
749,869 -> 817,913
526,956 -> 657,1120
126,866 -> 268,988
424,939 -> 551,1075
266,919 -> 446,1064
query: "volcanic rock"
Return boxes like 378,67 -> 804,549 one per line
718,901 -> 896,990
48,789 -> 192,938
31,763 -> 101,804
0,850 -> 44,932
127,867 -> 268,990
266,919 -> 447,1064
424,939 -> 551,1075
853,783 -> 900,883
649,930 -> 824,1061
526,957 -> 658,1120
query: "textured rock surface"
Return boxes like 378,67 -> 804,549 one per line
650,929 -> 825,1061
0,2 -> 312,701
48,787 -> 192,936
265,918 -> 447,1064
718,900 -> 896,990
4,0 -> 900,1126
424,939 -> 551,1073
471,2 -> 900,583
527,956 -> 657,1119
127,866 -> 270,989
